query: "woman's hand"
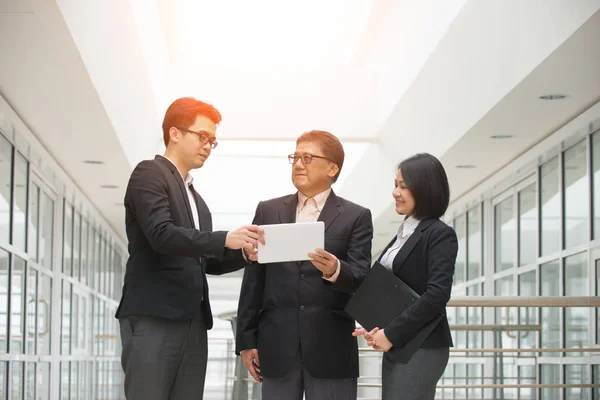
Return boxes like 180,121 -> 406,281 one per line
369,329 -> 393,352
352,327 -> 393,352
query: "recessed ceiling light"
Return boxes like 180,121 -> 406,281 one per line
100,184 -> 119,189
83,160 -> 105,164
455,165 -> 476,169
490,134 -> 516,139
539,94 -> 568,100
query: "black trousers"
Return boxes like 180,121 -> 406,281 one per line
119,312 -> 208,400
261,347 -> 357,400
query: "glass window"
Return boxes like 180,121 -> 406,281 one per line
28,184 -> 39,262
518,365 -> 535,400
81,219 -> 88,285
70,362 -> 79,398
0,249 -> 8,353
11,361 -> 23,400
38,362 -> 50,400
63,202 -> 73,276
467,206 -> 482,279
565,364 -> 590,400
26,267 -> 37,355
540,157 -> 560,256
466,284 -> 482,356
518,184 -> 536,265
26,362 -> 35,400
38,273 -> 52,355
60,361 -> 70,400
0,362 -> 6,400
73,211 -> 81,280
540,260 -> 561,354
454,214 -> 466,284
518,271 -> 536,353
13,153 -> 28,252
494,276 -> 517,350
10,256 -> 25,354
0,134 -> 12,245
453,363 -> 466,399
540,364 -> 560,400
467,364 -> 483,400
61,281 -> 71,355
39,192 -> 54,270
564,140 -> 588,249
592,131 -> 600,239
597,260 -> 600,345
593,365 -> 600,400
495,197 -> 515,272
564,252 -> 587,355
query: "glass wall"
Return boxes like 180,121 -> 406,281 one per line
444,114 -> 600,398
0,114 -> 126,398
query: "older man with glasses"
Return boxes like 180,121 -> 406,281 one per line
236,130 -> 374,400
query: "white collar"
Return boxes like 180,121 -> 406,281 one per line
160,155 -> 194,187
297,188 -> 332,212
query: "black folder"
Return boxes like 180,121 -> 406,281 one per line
345,261 -> 443,364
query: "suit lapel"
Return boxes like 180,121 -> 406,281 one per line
392,218 -> 436,274
377,236 -> 398,263
156,156 -> 195,228
193,191 -> 212,231
318,191 -> 341,233
279,194 -> 298,224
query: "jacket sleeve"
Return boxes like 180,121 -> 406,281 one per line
235,202 -> 265,354
127,160 -> 228,258
325,207 -> 373,293
206,248 -> 251,275
383,225 -> 457,347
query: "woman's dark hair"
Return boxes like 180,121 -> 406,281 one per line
397,153 -> 450,219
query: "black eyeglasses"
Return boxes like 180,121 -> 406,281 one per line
288,153 -> 332,165
177,127 -> 218,149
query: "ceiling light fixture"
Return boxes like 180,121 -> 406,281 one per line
100,184 -> 119,189
539,94 -> 568,100
455,165 -> 476,169
490,134 -> 516,139
83,160 -> 105,165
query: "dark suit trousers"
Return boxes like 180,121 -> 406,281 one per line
119,312 -> 208,400
261,347 -> 357,400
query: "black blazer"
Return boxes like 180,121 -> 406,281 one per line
115,155 -> 247,328
235,191 -> 373,379
379,218 -> 457,349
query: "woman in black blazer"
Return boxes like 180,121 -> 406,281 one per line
354,153 -> 458,399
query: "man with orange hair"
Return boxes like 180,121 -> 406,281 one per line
116,97 -> 264,399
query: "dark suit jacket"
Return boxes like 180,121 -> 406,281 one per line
115,155 -> 247,329
235,191 -> 373,379
379,218 -> 457,349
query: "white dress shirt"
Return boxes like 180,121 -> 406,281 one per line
296,188 -> 341,282
379,215 -> 421,271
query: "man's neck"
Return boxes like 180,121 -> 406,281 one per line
162,151 -> 190,178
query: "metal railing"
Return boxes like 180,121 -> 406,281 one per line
216,296 -> 600,399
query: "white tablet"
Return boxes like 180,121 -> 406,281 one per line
257,221 -> 325,264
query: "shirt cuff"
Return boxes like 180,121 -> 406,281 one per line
240,249 -> 252,264
323,260 -> 341,282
